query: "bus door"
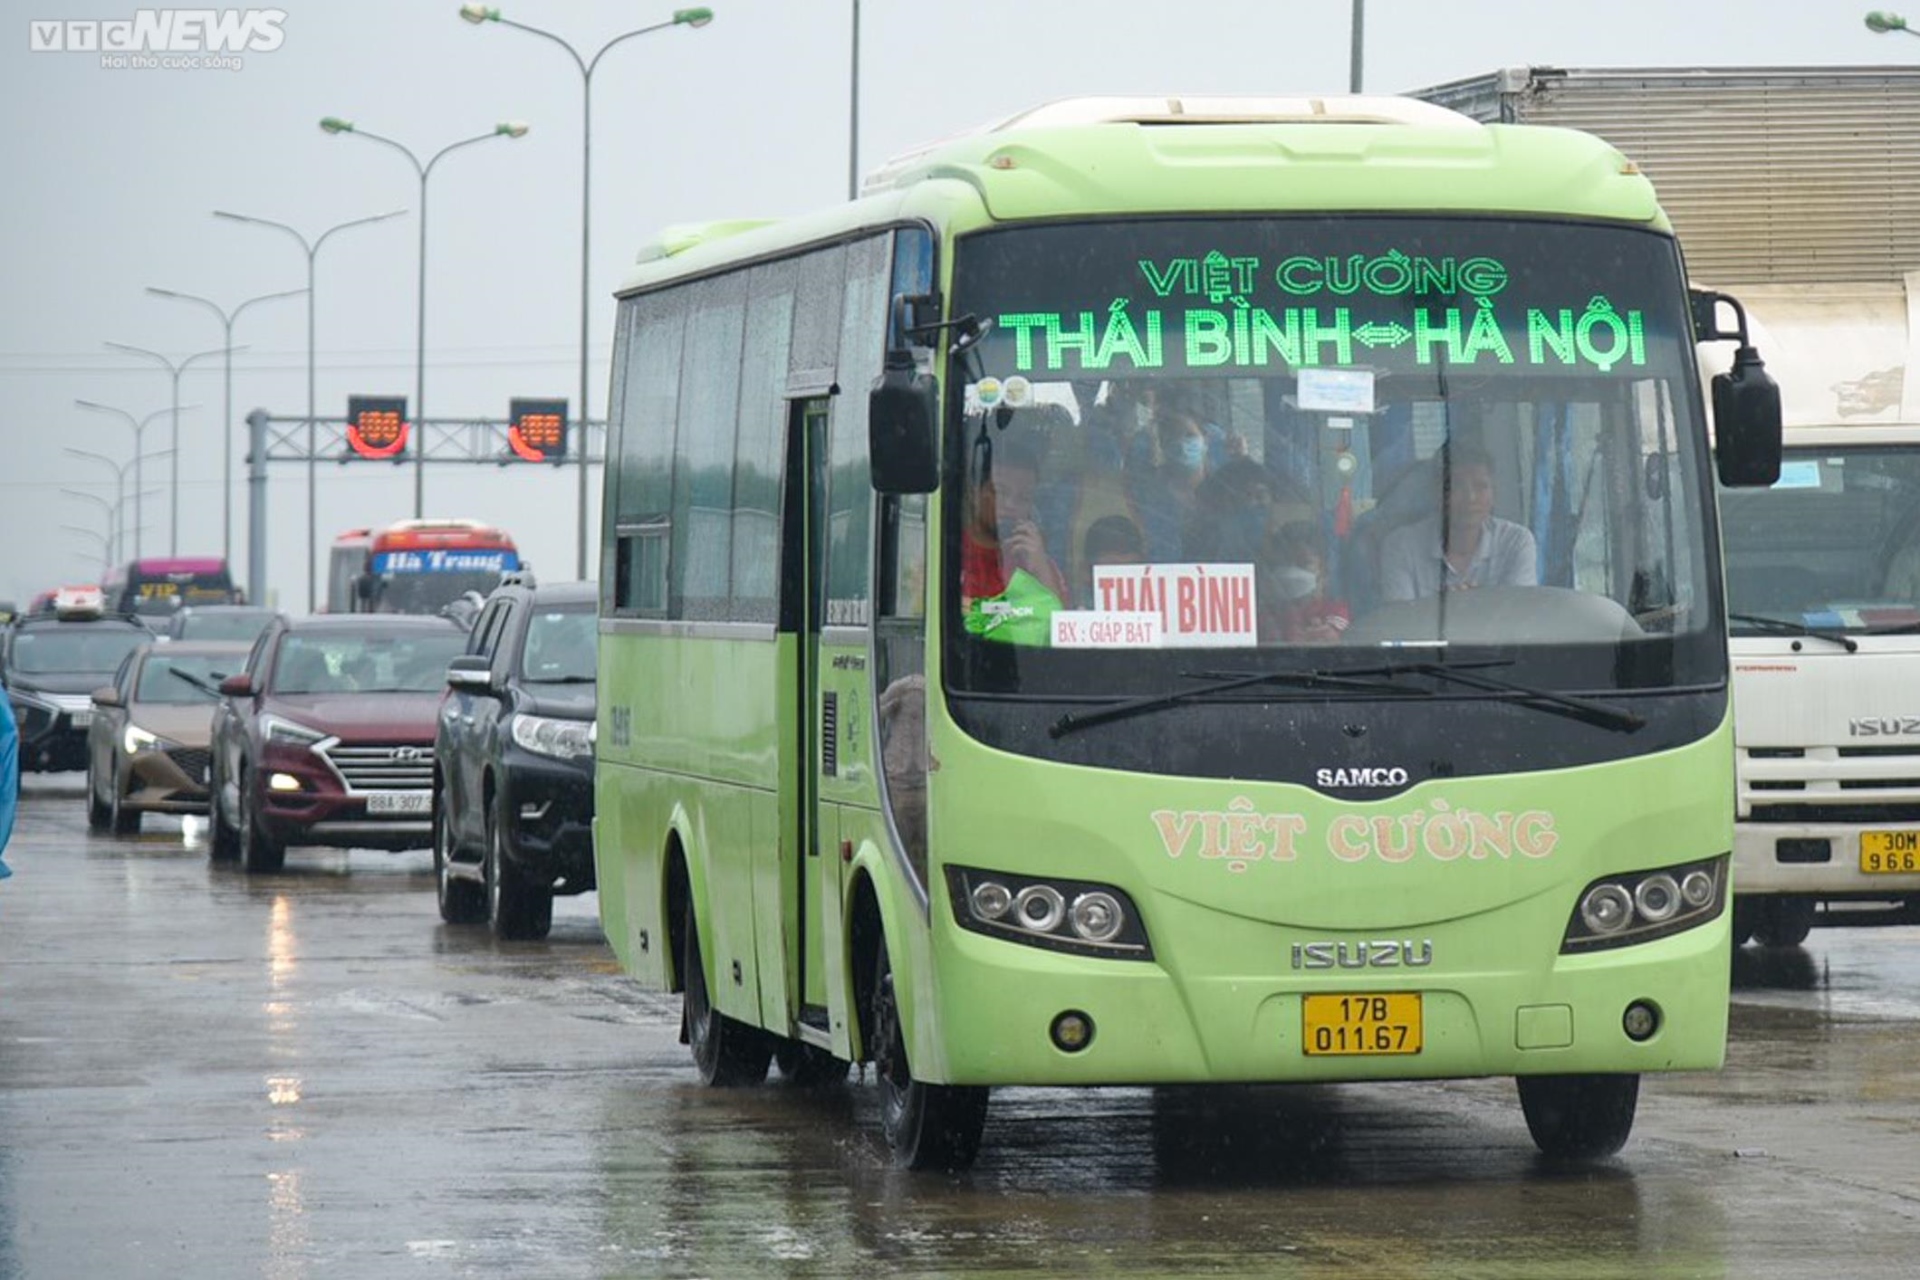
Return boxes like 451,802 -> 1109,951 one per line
776,396 -> 836,1042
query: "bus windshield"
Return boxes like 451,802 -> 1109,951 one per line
112,559 -> 238,620
944,216 -> 1719,697
1720,445 -> 1920,634
366,571 -> 504,616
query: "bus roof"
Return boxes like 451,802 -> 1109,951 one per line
370,518 -> 515,550
620,93 -> 1663,292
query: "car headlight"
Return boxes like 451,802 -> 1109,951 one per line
261,714 -> 328,748
510,713 -> 593,761
945,865 -> 1153,959
1561,855 -> 1728,952
122,724 -> 162,755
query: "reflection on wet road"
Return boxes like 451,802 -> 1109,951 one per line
3,774 -> 1919,1278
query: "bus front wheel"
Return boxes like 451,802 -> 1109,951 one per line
870,944 -> 988,1171
1517,1073 -> 1638,1159
682,900 -> 771,1087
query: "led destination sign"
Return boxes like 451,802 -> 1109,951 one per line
998,249 -> 1646,376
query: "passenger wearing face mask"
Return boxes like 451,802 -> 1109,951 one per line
1127,394 -> 1214,560
1269,520 -> 1351,644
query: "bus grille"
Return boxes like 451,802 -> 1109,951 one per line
320,742 -> 434,792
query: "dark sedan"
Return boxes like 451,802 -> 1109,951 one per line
209,614 -> 466,872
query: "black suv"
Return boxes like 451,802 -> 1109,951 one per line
4,610 -> 151,772
434,578 -> 596,939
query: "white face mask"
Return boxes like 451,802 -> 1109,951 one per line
1276,565 -> 1319,599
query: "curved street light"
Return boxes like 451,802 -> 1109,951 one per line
101,341 -> 240,556
1866,11 -> 1918,34
145,285 -> 305,568
318,116 -> 530,518
459,4 -> 715,577
212,207 -> 407,610
73,401 -> 196,560
65,446 -> 172,565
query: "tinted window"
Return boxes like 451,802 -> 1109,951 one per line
519,608 -> 596,682
136,651 -> 232,704
272,629 -> 467,694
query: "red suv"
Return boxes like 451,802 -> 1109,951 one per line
208,614 -> 467,872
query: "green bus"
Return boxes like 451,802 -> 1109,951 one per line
594,95 -> 1781,1169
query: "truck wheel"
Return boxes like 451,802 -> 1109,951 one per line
1517,1073 -> 1638,1159
870,942 -> 988,1170
682,898 -> 771,1086
1754,897 -> 1815,948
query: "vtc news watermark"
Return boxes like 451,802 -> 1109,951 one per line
29,9 -> 286,70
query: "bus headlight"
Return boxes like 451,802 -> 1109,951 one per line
1562,855 -> 1728,953
946,866 -> 1152,960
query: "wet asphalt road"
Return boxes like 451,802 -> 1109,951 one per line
3,773 -> 1920,1279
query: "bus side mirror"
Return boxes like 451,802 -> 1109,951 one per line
1713,345 -> 1783,488
869,357 -> 940,495
354,573 -> 376,602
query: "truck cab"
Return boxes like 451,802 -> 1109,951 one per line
1716,278 -> 1920,943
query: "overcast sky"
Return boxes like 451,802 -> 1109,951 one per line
0,0 -> 1900,610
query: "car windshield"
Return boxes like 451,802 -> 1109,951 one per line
272,629 -> 467,695
942,215 -> 1719,697
520,607 -> 596,682
9,626 -> 148,676
1720,445 -> 1920,633
175,610 -> 275,642
136,651 -> 229,704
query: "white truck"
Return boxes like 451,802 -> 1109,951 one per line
1416,67 -> 1920,944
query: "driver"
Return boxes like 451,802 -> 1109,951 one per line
1377,443 -> 1538,601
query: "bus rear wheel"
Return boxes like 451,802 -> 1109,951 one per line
1517,1073 -> 1638,1159
682,900 -> 771,1086
870,944 -> 988,1171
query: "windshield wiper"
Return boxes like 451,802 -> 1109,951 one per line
1389,661 -> 1645,733
529,674 -> 595,684
1728,612 -> 1859,653
1048,665 -> 1437,740
168,668 -> 225,696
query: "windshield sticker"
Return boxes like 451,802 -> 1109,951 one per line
975,376 -> 1004,408
1092,563 -> 1257,647
995,250 -> 1648,376
1051,610 -> 1163,649
1152,797 -> 1560,871
1771,459 -> 1823,490
1297,367 -> 1376,413
1001,375 -> 1034,407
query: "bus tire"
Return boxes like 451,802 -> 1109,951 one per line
682,899 -> 771,1087
775,1040 -> 851,1088
871,943 -> 988,1171
434,795 -> 484,924
1517,1073 -> 1638,1159
1754,896 -> 1815,948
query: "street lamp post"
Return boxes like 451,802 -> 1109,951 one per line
459,4 -> 715,578
1866,11 -> 1919,35
212,208 -> 407,612
65,446 -> 171,565
100,341 -> 238,556
60,490 -> 115,575
144,285 -> 305,568
318,117 -> 530,519
73,402 -> 194,560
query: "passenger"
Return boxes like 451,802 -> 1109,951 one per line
0,693 -> 17,885
960,430 -> 1069,610
1270,521 -> 1351,644
1128,393 -> 1214,560
1377,443 -> 1538,600
1079,514 -> 1148,607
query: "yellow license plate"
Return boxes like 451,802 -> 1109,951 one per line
1302,992 -> 1423,1056
1860,830 -> 1920,874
